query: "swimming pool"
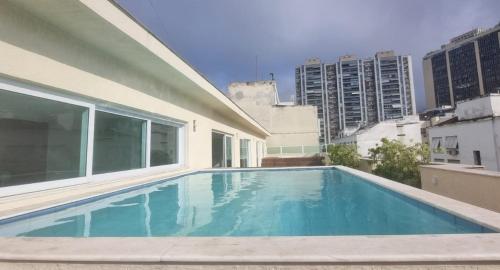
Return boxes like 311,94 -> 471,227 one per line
0,168 -> 495,236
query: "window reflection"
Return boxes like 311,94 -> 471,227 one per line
92,111 -> 146,174
150,123 -> 178,166
0,90 -> 88,187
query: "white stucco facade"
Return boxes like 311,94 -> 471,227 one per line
333,116 -> 425,157
228,81 -> 320,156
428,95 -> 500,171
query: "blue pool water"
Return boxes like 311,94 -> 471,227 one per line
0,168 -> 495,237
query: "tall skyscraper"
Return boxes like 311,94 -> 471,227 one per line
296,51 -> 416,145
423,22 -> 500,109
295,58 -> 338,145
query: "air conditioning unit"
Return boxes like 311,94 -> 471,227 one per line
447,149 -> 459,156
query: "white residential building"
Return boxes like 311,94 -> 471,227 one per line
428,94 -> 500,171
332,115 -> 425,157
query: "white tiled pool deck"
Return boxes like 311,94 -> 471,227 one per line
1,166 -> 500,269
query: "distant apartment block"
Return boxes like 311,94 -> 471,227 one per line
296,51 -> 416,144
295,58 -> 338,145
423,22 -> 500,109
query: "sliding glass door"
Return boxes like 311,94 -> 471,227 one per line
225,136 -> 232,167
240,139 -> 249,168
212,132 -> 232,168
212,132 -> 224,168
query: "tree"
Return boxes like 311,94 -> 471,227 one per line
327,144 -> 360,168
368,138 -> 430,187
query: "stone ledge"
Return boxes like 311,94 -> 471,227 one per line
1,235 -> 500,264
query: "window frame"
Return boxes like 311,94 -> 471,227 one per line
444,136 -> 459,150
149,121 -> 181,168
0,77 -> 185,197
239,138 -> 250,168
224,135 -> 233,168
431,137 -> 443,153
211,130 -> 233,168
91,109 -> 149,176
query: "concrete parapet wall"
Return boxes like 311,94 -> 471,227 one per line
261,156 -> 323,167
421,163 -> 500,212
228,81 -> 320,149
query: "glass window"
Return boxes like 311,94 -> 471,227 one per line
255,142 -> 259,166
93,111 -> 146,174
212,132 -> 224,168
0,90 -> 88,187
240,139 -> 249,168
150,123 -> 178,166
212,132 -> 232,168
444,136 -> 458,150
431,137 -> 442,152
225,136 -> 232,167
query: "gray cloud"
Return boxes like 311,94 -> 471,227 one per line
116,0 -> 500,111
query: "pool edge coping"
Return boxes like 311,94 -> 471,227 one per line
1,234 -> 500,263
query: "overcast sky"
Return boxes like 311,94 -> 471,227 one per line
116,0 -> 500,112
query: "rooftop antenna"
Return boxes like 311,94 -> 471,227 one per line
270,72 -> 274,80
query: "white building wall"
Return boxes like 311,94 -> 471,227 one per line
333,116 -> 424,157
455,94 -> 500,120
228,81 -> 320,149
428,118 -> 500,171
227,81 -> 277,130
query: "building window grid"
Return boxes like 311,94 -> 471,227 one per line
296,54 -> 414,141
478,30 -> 500,94
431,52 -> 452,107
448,42 -> 481,102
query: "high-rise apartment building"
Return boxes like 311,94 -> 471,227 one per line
423,22 -> 500,109
296,51 -> 416,145
295,58 -> 338,145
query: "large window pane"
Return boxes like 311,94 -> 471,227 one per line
93,111 -> 146,174
212,132 -> 224,168
150,123 -> 178,166
240,139 -> 249,168
225,136 -> 232,167
0,90 -> 88,187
